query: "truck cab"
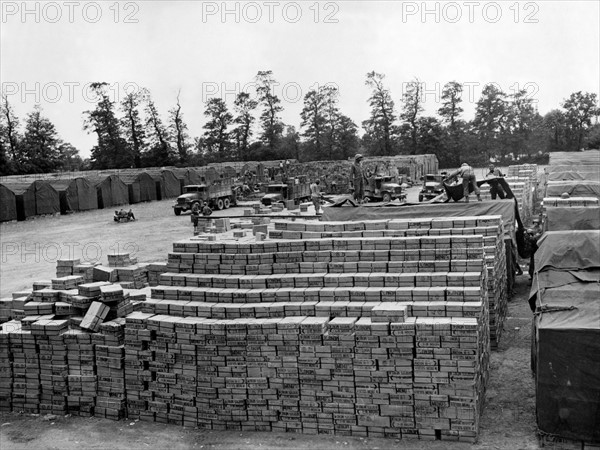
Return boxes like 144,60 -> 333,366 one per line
261,184 -> 287,206
364,175 -> 406,203
418,174 -> 446,202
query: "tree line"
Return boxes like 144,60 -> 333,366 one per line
1,71 -> 599,175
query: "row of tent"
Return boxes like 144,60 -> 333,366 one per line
531,151 -> 600,444
0,168 -> 211,222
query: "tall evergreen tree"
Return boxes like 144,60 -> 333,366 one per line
400,79 -> 424,155
232,92 -> 257,161
255,70 -> 284,153
84,82 -> 132,169
120,89 -> 147,168
363,71 -> 396,156
202,98 -> 233,162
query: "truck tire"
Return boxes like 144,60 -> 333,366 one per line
418,194 -> 424,202
174,208 -> 181,216
223,197 -> 231,209
382,193 -> 392,203
216,198 -> 224,210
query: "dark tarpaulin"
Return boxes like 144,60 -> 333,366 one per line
322,199 -> 519,243
546,170 -> 600,181
0,184 -> 18,222
534,231 -> 600,273
91,174 -> 129,209
546,181 -> 600,199
544,207 -> 600,232
444,177 -> 515,202
533,284 -> 600,443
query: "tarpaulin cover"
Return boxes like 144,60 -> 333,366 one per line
529,230 -> 600,307
0,184 -> 17,222
534,231 -> 600,273
119,172 -> 157,203
322,199 -> 519,242
546,181 -> 600,199
534,283 -> 600,443
91,174 -> 129,209
546,170 -> 600,181
544,207 -> 600,232
444,177 -> 515,202
549,150 -> 600,166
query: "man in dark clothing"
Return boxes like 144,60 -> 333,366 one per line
351,154 -> 366,203
486,164 -> 506,200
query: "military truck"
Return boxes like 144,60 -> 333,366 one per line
363,175 -> 406,203
173,182 -> 237,215
261,179 -> 311,206
418,173 -> 446,202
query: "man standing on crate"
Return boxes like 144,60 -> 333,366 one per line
350,153 -> 366,203
310,179 -> 323,214
486,164 -> 506,200
447,163 -> 482,203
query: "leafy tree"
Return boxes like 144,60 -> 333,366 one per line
168,90 -> 192,164
472,84 -> 509,161
543,109 -> 567,152
562,91 -> 599,150
438,81 -> 464,129
279,125 -> 301,161
232,92 -> 257,161
255,70 -> 284,153
505,89 -> 538,158
120,89 -> 147,168
400,79 -> 424,155
363,71 -> 396,156
84,82 -> 132,169
0,94 -> 20,174
300,88 -> 327,159
19,105 -> 61,173
336,114 -> 360,161
56,142 -> 83,171
144,96 -> 173,167
202,97 -> 233,162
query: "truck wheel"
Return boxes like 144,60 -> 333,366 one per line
174,208 -> 181,216
382,193 -> 392,203
223,197 -> 231,209
418,194 -> 423,202
216,198 -> 224,210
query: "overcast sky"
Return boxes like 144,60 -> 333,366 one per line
1,1 -> 599,159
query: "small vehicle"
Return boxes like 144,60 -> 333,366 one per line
261,180 -> 311,206
173,182 -> 236,215
418,173 -> 446,202
363,176 -> 406,203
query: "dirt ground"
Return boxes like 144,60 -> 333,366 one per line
0,189 -> 544,449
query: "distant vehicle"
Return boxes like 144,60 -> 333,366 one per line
261,180 -> 311,206
363,175 -> 406,203
418,173 -> 446,202
173,183 -> 237,215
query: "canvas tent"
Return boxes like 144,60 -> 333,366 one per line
530,230 -> 600,444
549,150 -> 600,166
90,174 -> 129,209
7,180 -> 60,220
171,168 -> 203,187
47,177 -> 98,213
119,172 -> 157,203
0,183 -> 18,222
